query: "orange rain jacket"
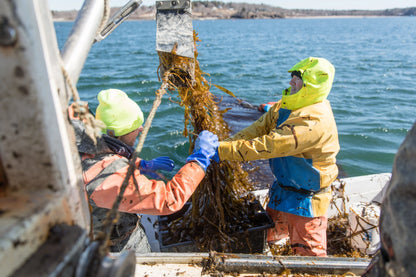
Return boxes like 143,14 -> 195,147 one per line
69,108 -> 205,252
83,153 -> 205,216
81,150 -> 204,252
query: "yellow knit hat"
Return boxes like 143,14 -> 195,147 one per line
96,89 -> 144,137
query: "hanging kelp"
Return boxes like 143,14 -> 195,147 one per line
157,32 -> 265,252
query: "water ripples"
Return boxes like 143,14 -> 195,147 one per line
55,16 -> 416,177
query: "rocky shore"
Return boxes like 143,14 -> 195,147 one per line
51,1 -> 416,21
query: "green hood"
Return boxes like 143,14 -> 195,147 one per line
281,57 -> 335,110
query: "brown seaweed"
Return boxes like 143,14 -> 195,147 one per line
157,32 -> 259,252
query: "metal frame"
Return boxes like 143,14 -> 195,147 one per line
0,0 -> 100,275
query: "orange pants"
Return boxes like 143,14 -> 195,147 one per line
266,207 -> 327,257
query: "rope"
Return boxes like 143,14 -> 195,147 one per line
61,0 -> 151,261
61,64 -> 171,256
61,63 -> 105,144
61,0 -> 173,254
134,78 -> 169,155
98,73 -> 171,256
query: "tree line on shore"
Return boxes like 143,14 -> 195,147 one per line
51,1 -> 416,21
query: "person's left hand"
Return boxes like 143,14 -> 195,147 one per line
139,156 -> 175,175
212,148 -> 220,163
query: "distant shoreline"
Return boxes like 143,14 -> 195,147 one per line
285,15 -> 395,19
51,3 -> 416,22
52,15 -> 404,23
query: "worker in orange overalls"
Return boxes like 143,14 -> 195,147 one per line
70,89 -> 218,253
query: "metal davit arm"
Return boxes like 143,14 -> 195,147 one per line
95,0 -> 143,43
61,0 -> 107,86
60,0 -> 143,94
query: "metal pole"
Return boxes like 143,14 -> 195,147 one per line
214,254 -> 370,275
61,0 -> 105,86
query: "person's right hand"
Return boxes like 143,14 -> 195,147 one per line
186,131 -> 219,171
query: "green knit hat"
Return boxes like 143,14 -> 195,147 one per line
96,89 -> 144,137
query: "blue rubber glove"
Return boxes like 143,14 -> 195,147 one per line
139,156 -> 175,178
212,148 -> 220,163
186,131 -> 219,171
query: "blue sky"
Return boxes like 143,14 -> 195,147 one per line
48,0 -> 416,11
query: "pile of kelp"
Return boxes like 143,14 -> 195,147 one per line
157,32 -> 262,252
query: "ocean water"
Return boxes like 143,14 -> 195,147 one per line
54,16 -> 416,177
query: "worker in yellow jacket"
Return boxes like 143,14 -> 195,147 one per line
213,57 -> 340,256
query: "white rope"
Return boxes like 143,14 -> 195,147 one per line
61,62 -> 105,144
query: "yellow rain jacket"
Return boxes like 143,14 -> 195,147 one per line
218,57 -> 339,217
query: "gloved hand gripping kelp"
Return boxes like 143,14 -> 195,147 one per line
186,131 -> 219,171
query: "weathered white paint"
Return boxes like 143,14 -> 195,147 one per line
0,1 -> 91,275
